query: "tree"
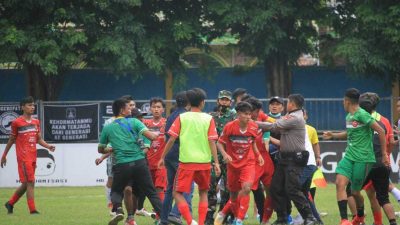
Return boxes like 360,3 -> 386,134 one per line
329,0 -> 400,84
206,0 -> 329,97
0,0 -> 207,100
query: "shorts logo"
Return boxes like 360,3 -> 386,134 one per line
0,111 -> 19,134
352,121 -> 359,127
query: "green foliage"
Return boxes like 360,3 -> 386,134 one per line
332,0 -> 400,80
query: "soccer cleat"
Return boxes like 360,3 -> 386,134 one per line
234,219 -> 243,225
4,202 -> 13,214
351,215 -> 365,225
30,210 -> 40,214
271,220 -> 289,225
303,217 -> 318,225
109,207 -> 124,225
136,208 -> 153,217
189,220 -> 198,225
167,215 -> 183,225
339,219 -> 352,225
214,212 -> 226,225
124,218 -> 137,225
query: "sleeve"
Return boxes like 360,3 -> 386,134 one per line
168,116 -> 181,138
143,135 -> 151,148
99,126 -> 108,145
208,118 -> 218,140
263,131 -> 270,141
359,111 -> 373,126
310,127 -> 319,144
11,120 -> 18,137
36,120 -> 41,134
132,118 -> 148,135
258,115 -> 299,131
218,123 -> 230,144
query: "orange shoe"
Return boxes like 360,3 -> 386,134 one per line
339,219 -> 352,225
351,216 -> 366,225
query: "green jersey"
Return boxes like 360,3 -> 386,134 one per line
100,117 -> 148,164
345,107 -> 375,163
210,109 -> 236,136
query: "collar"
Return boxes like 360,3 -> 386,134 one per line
288,108 -> 302,114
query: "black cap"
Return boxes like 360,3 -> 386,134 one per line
269,96 -> 284,105
131,108 -> 147,118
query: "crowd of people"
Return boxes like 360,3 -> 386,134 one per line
2,87 -> 400,225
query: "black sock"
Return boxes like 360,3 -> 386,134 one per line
389,219 -> 397,225
356,206 -> 364,217
338,200 -> 348,220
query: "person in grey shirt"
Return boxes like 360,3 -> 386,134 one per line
258,94 -> 317,225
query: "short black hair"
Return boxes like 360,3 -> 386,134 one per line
244,97 -> 262,111
20,96 -> 34,107
235,101 -> 253,113
288,94 -> 304,109
359,92 -> 379,114
120,95 -> 134,101
175,91 -> 188,108
232,88 -> 247,101
344,88 -> 360,104
150,97 -> 165,108
112,98 -> 129,117
240,93 -> 253,102
186,88 -> 206,107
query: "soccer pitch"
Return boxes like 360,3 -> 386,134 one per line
1,184 -> 400,225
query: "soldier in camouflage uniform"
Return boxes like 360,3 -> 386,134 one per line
205,90 -> 236,225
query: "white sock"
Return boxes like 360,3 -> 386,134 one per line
105,186 -> 112,204
391,187 -> 400,202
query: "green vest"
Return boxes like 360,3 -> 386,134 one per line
179,112 -> 212,163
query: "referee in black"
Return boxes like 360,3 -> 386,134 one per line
258,94 -> 317,225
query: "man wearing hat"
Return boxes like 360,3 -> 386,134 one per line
205,90 -> 236,225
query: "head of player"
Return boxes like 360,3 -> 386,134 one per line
149,97 -> 165,120
112,98 -> 132,117
359,92 -> 379,114
268,96 -> 284,118
121,95 -> 136,111
131,108 -> 146,122
232,88 -> 247,105
175,91 -> 189,109
287,94 -> 304,112
186,88 -> 207,110
343,88 -> 360,113
244,97 -> 263,121
217,90 -> 232,113
235,101 -> 253,126
20,96 -> 35,116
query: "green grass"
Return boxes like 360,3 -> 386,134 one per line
0,184 -> 400,224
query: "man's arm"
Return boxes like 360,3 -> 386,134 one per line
37,133 -> 55,152
142,130 -> 158,141
252,141 -> 264,166
157,136 -> 177,168
210,140 -> 221,176
370,121 -> 389,166
312,143 -> 321,167
98,144 -> 112,154
269,136 -> 280,146
257,115 -> 299,131
1,135 -> 16,168
323,131 -> 347,140
95,152 -> 111,165
217,142 -> 231,163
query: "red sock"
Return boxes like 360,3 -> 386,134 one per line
198,201 -> 208,225
237,195 -> 250,220
263,196 -> 273,222
221,200 -> 233,215
158,191 -> 165,202
8,193 -> 21,206
177,202 -> 192,224
373,210 -> 383,225
27,198 -> 36,212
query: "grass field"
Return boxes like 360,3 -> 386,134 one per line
1,184 -> 400,225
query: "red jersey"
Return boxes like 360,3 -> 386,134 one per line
257,110 -> 269,122
11,116 -> 41,162
144,118 -> 166,169
219,119 -> 258,169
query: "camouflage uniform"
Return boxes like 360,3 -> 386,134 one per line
205,93 -> 235,225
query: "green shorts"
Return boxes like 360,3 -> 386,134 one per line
335,157 -> 373,191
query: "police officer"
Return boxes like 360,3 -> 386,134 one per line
258,94 -> 317,225
205,90 -> 236,225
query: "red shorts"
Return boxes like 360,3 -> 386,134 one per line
252,154 -> 274,190
174,163 -> 211,193
362,180 -> 373,191
150,168 -> 167,190
227,163 -> 255,192
18,161 -> 36,183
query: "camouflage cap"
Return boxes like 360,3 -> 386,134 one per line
218,90 -> 232,100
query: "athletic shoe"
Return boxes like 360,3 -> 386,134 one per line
395,211 -> 400,218
292,214 -> 304,225
189,220 -> 198,225
234,219 -> 243,225
109,207 -> 124,225
319,212 -> 328,217
167,215 -> 183,225
287,215 -> 293,225
214,212 -> 226,225
4,202 -> 13,214
303,217 -> 318,225
30,210 -> 40,214
351,215 -> 365,225
136,208 -> 153,217
271,220 -> 289,225
110,210 -> 117,217
125,218 -> 137,225
339,219 -> 352,225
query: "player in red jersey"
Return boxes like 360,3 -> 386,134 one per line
1,96 -> 55,214
215,101 -> 264,225
144,97 -> 167,202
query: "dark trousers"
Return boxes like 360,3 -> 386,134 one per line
300,165 -> 322,222
111,159 -> 162,214
270,162 -> 312,221
364,166 -> 391,206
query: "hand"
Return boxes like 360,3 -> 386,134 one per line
322,131 -> 333,140
316,157 -> 322,167
394,125 -> 399,134
257,155 -> 264,166
95,158 -> 103,165
1,157 -> 6,168
383,155 -> 390,167
223,154 -> 232,164
157,159 -> 165,169
142,148 -> 149,154
214,163 -> 221,177
48,145 -> 56,152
